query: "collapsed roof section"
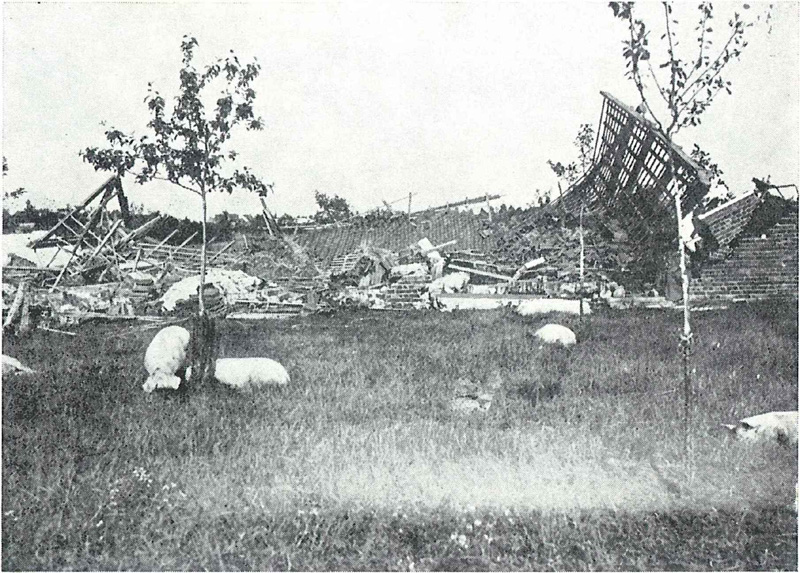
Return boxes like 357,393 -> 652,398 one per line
292,209 -> 489,267
559,92 -> 711,254
15,176 -> 243,289
26,177 -> 168,288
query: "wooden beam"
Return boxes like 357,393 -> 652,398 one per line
116,213 -> 166,248
132,248 -> 143,273
419,239 -> 457,254
171,231 -> 198,255
83,219 -> 124,267
66,217 -> 104,248
142,229 -> 179,259
208,240 -> 236,263
38,325 -> 77,336
448,263 -> 514,282
259,196 -> 276,237
48,185 -> 122,289
30,176 -> 117,248
415,194 -> 503,215
68,184 -> 120,257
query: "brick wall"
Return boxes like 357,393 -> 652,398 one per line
689,214 -> 798,301
697,191 -> 762,251
383,275 -> 430,309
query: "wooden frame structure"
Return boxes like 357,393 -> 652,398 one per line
559,91 -> 711,255
27,176 -> 167,288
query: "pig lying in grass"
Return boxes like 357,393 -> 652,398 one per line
723,411 -> 798,447
186,357 -> 290,391
532,324 -> 577,347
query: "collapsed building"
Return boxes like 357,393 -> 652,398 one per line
2,92 -> 796,331
689,184 -> 798,301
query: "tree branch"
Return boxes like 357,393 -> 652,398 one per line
152,176 -> 201,196
647,60 -> 671,107
663,2 -> 680,136
676,23 -> 740,104
625,9 -> 666,135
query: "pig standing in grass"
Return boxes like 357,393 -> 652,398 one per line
723,411 -> 798,447
187,357 -> 290,391
142,325 -> 191,393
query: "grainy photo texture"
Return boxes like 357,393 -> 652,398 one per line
2,1 -> 798,570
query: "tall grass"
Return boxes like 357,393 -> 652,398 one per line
3,302 -> 797,570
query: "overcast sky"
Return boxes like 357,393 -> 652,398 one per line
2,1 -> 798,221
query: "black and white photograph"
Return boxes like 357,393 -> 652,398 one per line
1,1 -> 798,570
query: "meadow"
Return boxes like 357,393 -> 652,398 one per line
2,301 -> 798,570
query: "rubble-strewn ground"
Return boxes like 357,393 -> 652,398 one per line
2,303 -> 797,570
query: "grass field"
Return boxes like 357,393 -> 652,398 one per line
2,302 -> 798,570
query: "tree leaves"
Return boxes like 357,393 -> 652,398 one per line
80,37 -> 268,201
608,0 -> 766,137
313,191 -> 353,224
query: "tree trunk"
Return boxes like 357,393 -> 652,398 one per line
186,184 -> 217,394
669,152 -> 693,471
199,187 -> 207,315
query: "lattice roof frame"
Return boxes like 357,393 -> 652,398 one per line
560,91 -> 711,252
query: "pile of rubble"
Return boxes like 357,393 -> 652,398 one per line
6,89 -> 739,330
0,179 -> 632,334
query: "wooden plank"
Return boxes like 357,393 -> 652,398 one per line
171,232 -> 198,255
83,219 -> 124,267
208,240 -> 236,263
62,217 -> 104,248
419,239 -> 457,254
142,229 -> 179,260
38,325 -> 77,336
260,196 -> 275,237
116,213 -> 166,248
131,248 -> 143,272
448,263 -> 514,282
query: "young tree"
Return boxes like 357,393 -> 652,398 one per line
608,0 -> 770,463
574,124 -> 596,176
81,37 -> 272,386
313,191 -> 353,224
548,123 -> 597,321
